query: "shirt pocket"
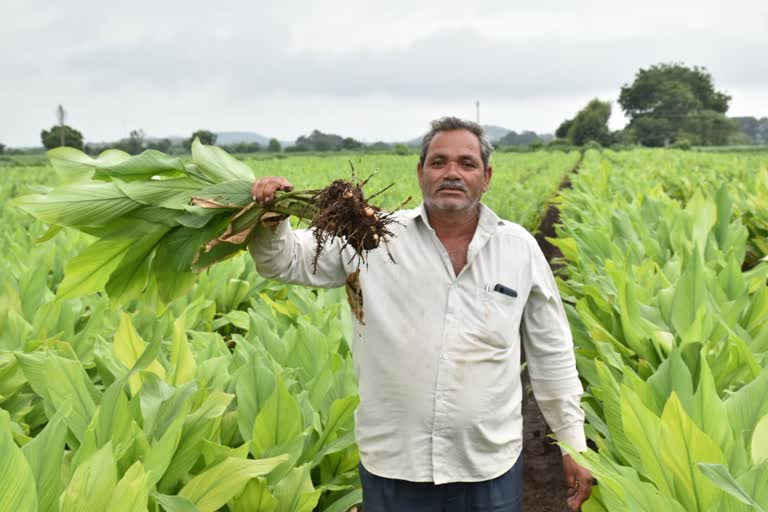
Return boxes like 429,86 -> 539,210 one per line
479,287 -> 524,348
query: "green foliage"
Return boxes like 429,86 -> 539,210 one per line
288,130 -> 364,153
554,148 -> 768,510
267,138 -> 282,152
564,99 -> 613,146
186,130 -> 217,149
619,63 -> 736,147
40,125 -> 84,150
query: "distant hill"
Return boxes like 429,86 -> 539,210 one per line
403,124 -> 552,147
216,131 -> 271,146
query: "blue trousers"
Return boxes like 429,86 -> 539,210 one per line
359,455 -> 524,511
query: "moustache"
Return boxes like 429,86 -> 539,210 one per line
437,181 -> 468,192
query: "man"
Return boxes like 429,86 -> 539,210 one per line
249,117 -> 592,511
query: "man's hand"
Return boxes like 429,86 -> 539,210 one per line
251,177 -> 294,231
563,454 -> 593,511
251,176 -> 294,205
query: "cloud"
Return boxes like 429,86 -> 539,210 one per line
1,0 -> 767,146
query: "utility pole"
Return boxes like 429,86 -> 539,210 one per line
476,100 -> 480,124
57,105 -> 66,147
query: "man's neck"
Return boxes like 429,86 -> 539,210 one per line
424,204 -> 481,241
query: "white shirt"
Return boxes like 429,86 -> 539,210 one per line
249,202 -> 586,484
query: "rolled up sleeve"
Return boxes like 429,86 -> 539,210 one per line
248,219 -> 347,288
521,241 -> 586,454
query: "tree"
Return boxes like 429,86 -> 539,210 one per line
185,129 -> 217,148
40,125 -> 84,150
0,142 -> 5,154
267,138 -> 281,152
557,99 -> 612,146
618,63 -> 735,146
147,138 -> 172,153
555,119 -> 573,139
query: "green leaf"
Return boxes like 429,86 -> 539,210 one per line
14,182 -> 141,227
659,393 -> 725,512
169,314 -> 197,385
60,443 -> 117,512
191,138 -> 255,183
322,489 -> 363,512
94,150 -> 188,181
56,238 -> 134,300
114,313 -> 167,396
236,357 -> 276,442
272,464 -> 322,512
116,178 -> 201,210
698,463 -> 765,511
21,408 -> 68,512
178,455 -> 288,512
152,493 -> 199,512
251,375 -> 303,457
230,478 -> 278,512
47,146 -> 129,182
193,180 -> 254,208
0,409 -> 38,512
45,355 -> 100,443
307,395 -> 359,465
752,415 -> 768,464
105,462 -> 151,512
105,225 -> 169,306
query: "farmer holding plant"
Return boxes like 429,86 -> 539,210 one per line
249,117 -> 592,511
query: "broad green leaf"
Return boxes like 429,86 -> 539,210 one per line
60,443 -> 117,512
272,464 -> 322,512
114,313 -> 167,395
619,386 -> 671,495
56,238 -> 133,300
698,463 -> 765,511
105,462 -> 151,512
321,489 -> 363,512
116,178 -> 201,210
178,455 -> 288,512
105,225 -> 169,306
191,138 -> 255,182
231,478 -> 278,512
169,314 -> 197,385
307,395 -> 359,465
726,372 -> 768,445
659,393 -> 725,512
47,146 -> 129,182
193,180 -> 254,208
236,357 -> 276,441
152,493 -> 198,512
21,408 -> 68,512
251,375 -> 303,457
751,415 -> 768,464
95,150 -> 187,181
158,391 -> 234,492
14,182 -> 141,227
0,409 -> 38,512
45,355 -> 100,443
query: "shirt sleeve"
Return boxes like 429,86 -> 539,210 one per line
247,219 -> 348,288
520,238 -> 587,454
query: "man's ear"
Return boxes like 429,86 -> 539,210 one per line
483,165 -> 493,192
417,161 -> 424,183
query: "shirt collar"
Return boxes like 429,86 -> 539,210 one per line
404,202 -> 503,234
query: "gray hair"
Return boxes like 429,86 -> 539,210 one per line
419,117 -> 494,171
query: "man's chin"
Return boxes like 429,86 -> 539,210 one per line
428,199 -> 473,212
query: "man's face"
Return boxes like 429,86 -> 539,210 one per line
417,129 -> 492,213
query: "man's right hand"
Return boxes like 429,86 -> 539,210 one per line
251,176 -> 294,205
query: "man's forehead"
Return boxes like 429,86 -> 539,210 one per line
426,130 -> 482,158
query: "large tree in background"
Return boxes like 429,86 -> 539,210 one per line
185,129 -> 217,149
556,99 -> 613,146
619,63 -> 736,146
40,125 -> 84,150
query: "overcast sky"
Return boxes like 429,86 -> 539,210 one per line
2,0 -> 767,147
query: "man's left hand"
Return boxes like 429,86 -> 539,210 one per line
563,454 -> 593,511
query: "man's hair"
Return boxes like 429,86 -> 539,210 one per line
419,117 -> 494,171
